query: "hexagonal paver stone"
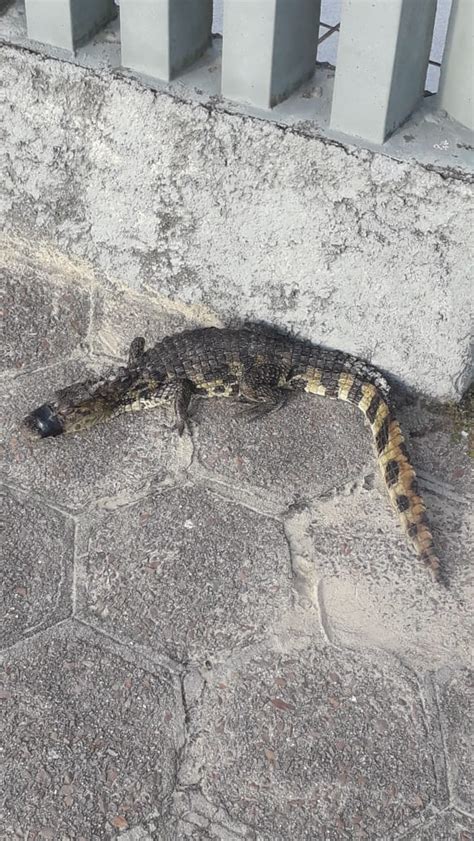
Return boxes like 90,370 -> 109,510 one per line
181,644 -> 446,840
402,810 -> 474,840
193,392 -> 373,509
2,260 -> 91,373
0,625 -> 181,839
2,360 -> 190,510
2,486 -> 74,647
437,669 -> 473,813
77,486 -> 293,661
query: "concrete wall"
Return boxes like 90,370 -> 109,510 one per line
2,45 -> 472,400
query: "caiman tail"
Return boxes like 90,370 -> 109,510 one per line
357,381 -> 441,583
303,369 -> 442,583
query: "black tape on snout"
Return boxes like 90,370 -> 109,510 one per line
26,404 -> 64,438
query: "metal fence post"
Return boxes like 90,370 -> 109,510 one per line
25,0 -> 117,52
120,0 -> 213,82
330,0 -> 437,143
222,0 -> 321,109
438,0 -> 474,130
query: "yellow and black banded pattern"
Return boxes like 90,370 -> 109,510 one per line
24,323 -> 442,583
302,368 -> 441,582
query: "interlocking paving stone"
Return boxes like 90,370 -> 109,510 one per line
181,643 -> 447,840
193,393 -> 373,507
2,361 -> 190,510
402,810 -> 474,840
76,486 -> 293,661
2,261 -> 91,373
1,486 -> 74,648
0,625 -> 181,839
437,669 -> 474,814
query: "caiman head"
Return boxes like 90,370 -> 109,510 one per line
23,369 -> 164,439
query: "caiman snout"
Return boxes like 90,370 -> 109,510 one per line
23,404 -> 64,439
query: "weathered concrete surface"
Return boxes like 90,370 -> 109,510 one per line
1,246 -> 473,838
2,43 -> 473,400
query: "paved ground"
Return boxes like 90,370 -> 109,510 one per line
1,246 -> 473,840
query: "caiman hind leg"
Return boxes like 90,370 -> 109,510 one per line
164,379 -> 195,436
238,363 -> 289,421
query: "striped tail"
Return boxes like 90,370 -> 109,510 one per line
356,381 -> 441,583
302,369 -> 442,583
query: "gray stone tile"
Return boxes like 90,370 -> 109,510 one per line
2,360 -> 190,510
1,486 -> 74,648
76,486 -> 293,661
2,260 -> 91,374
182,644 -> 446,840
401,810 -> 474,840
437,669 -> 473,814
0,625 -> 181,839
193,393 -> 374,509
